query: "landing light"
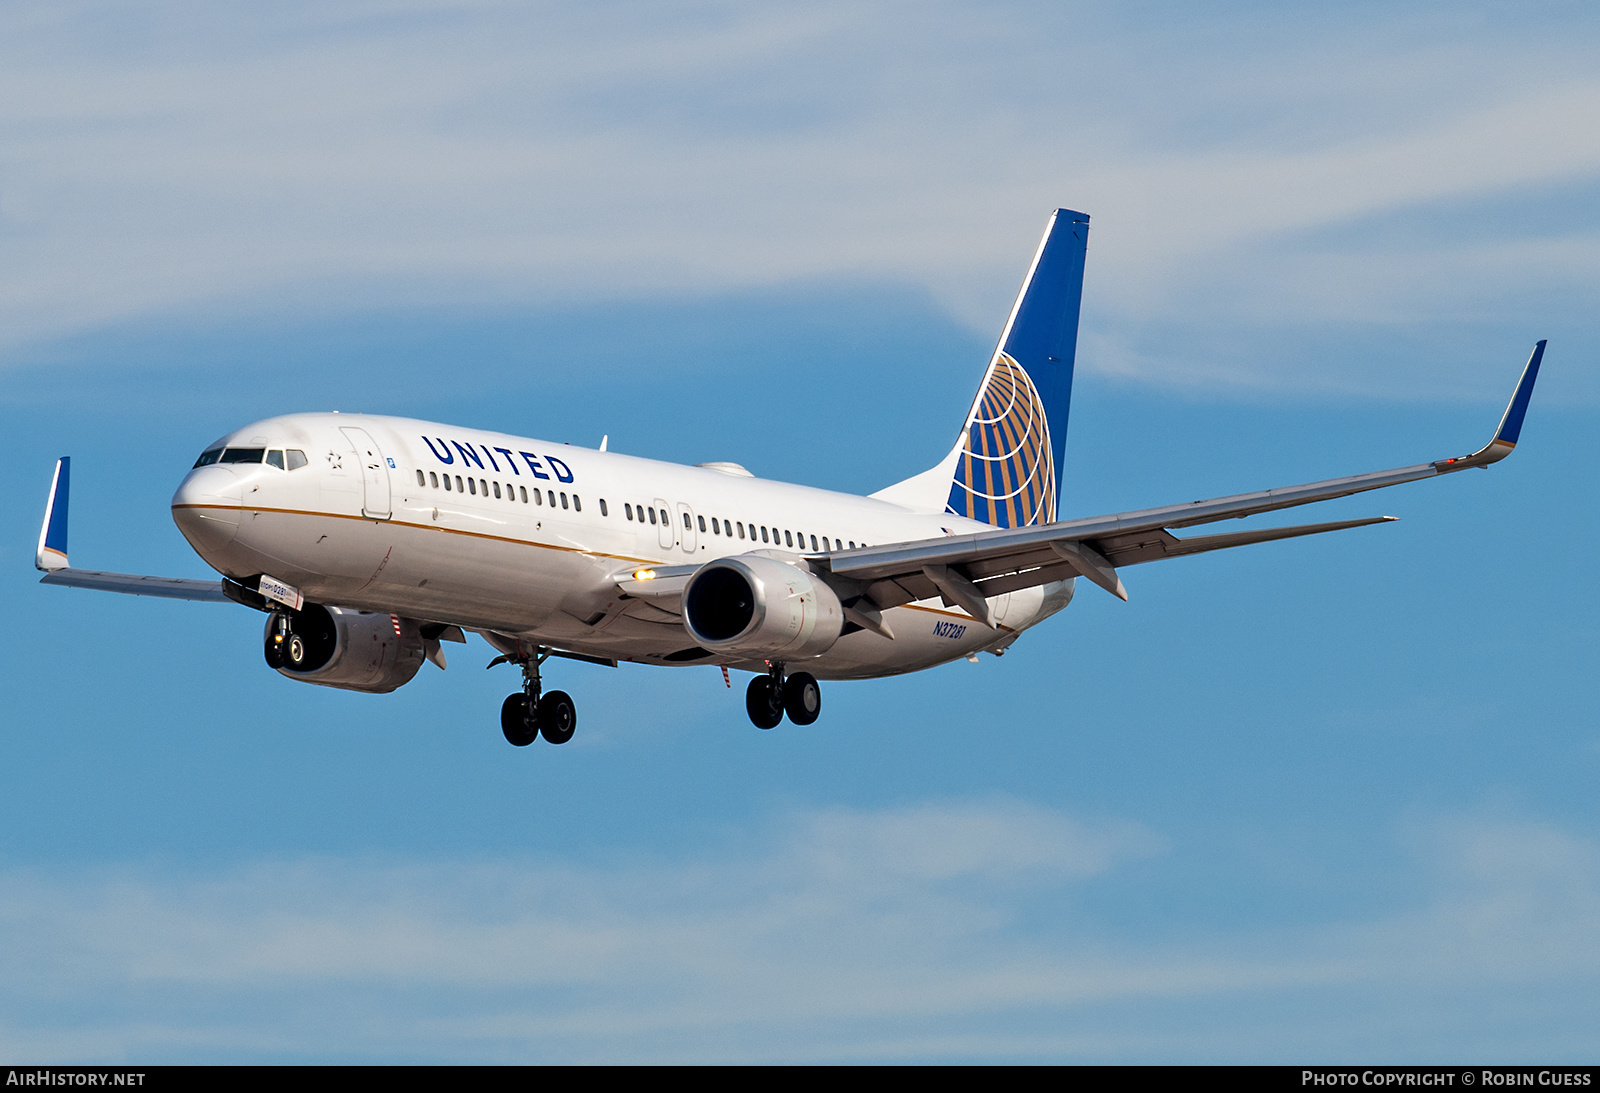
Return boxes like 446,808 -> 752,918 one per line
633,568 -> 656,581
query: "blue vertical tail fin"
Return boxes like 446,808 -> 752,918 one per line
872,209 -> 1088,526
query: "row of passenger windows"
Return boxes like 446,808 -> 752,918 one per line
414,469 -> 602,513
194,447 -> 308,470
619,502 -> 866,551
413,468 -> 866,552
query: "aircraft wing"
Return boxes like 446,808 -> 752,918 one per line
40,568 -> 230,602
34,456 -> 234,604
817,341 -> 1545,620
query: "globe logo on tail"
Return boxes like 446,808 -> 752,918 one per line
945,353 -> 1056,528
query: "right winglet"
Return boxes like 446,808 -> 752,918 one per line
35,457 -> 70,571
1436,340 -> 1546,472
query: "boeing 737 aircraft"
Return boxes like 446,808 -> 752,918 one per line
34,210 -> 1545,746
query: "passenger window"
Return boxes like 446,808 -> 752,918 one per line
760,527 -> 769,543
835,539 -> 841,550
648,507 -> 656,525
444,476 -> 452,491
711,518 -> 719,535
560,493 -> 568,510
430,472 -> 439,488
784,530 -> 793,547
550,491 -> 558,507
625,503 -> 633,520
533,488 -> 541,505
698,515 -> 706,533
738,522 -> 745,539
193,448 -> 223,468
849,541 -> 855,548
286,450 -> 308,471
481,479 -> 488,495
268,451 -> 286,470
469,478 -> 477,495
414,469 -> 424,486
519,486 -> 527,503
573,495 -> 581,512
810,535 -> 818,551
599,499 -> 607,516
455,476 -> 464,491
493,482 -> 502,499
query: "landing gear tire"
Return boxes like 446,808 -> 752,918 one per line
783,672 -> 821,725
284,631 -> 311,670
746,676 -> 784,729
500,693 -> 538,747
538,690 -> 577,744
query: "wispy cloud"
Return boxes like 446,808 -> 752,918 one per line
1,2 -> 1596,395
1,800 -> 1596,1062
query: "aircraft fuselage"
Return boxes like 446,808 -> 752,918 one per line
170,412 -> 1072,680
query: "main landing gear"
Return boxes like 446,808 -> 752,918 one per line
746,664 -> 821,729
493,649 -> 577,748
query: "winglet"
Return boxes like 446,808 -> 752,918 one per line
1435,340 -> 1545,472
35,457 -> 70,571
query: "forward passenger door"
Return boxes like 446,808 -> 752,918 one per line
340,426 -> 392,520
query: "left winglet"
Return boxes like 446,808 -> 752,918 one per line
34,457 -> 231,603
1436,340 -> 1545,472
36,457 -> 70,571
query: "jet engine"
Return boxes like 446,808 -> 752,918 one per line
264,604 -> 425,693
682,553 -> 844,660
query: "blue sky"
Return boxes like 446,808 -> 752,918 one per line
1,1 -> 1597,1063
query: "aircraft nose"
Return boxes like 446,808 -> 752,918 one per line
171,467 -> 244,551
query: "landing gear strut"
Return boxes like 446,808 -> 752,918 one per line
493,647 -> 578,747
745,664 -> 822,728
264,612 -> 290,670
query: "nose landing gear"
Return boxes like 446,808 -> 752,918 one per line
491,647 -> 578,747
263,608 -> 338,675
745,664 -> 822,728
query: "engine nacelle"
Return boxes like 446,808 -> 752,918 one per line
682,553 -> 844,660
266,604 -> 426,693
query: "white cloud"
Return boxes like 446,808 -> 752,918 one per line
0,1 -> 1596,394
1,801 -> 1598,1062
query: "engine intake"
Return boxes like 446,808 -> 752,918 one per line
266,604 -> 426,693
682,554 -> 843,660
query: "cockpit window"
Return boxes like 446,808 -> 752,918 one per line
285,450 -> 308,470
193,448 -> 223,468
219,448 -> 266,464
266,450 -> 285,470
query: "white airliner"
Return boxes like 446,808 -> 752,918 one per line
35,210 -> 1545,745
